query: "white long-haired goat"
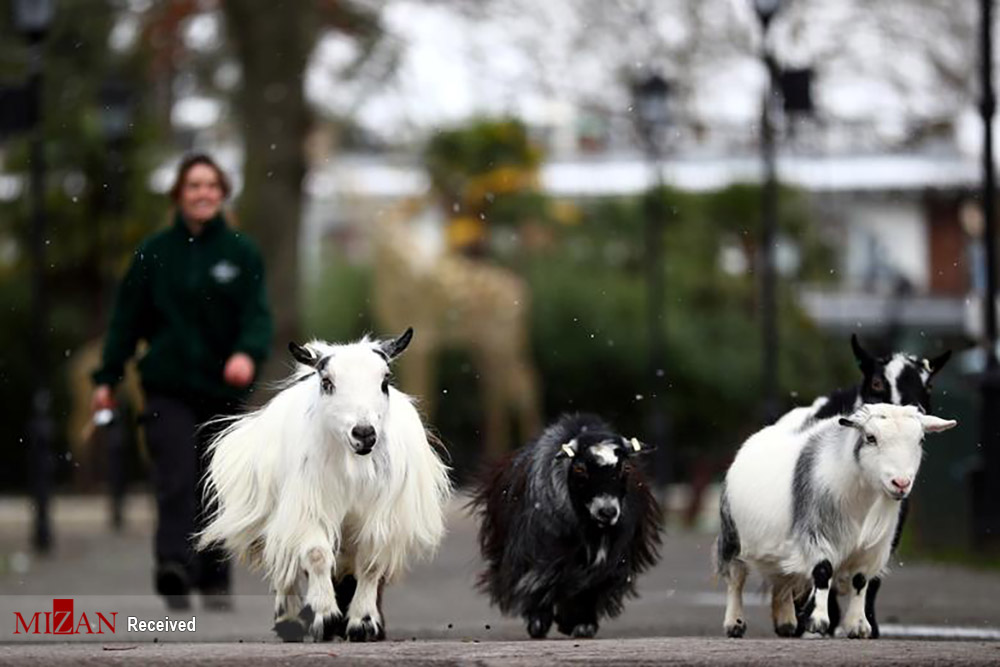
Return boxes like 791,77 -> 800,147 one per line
717,403 -> 955,639
198,328 -> 452,642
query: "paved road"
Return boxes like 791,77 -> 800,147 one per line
4,639 -> 1000,666
1,494 -> 999,664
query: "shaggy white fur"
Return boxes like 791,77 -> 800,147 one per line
198,335 -> 451,641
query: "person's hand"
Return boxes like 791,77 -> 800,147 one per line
91,385 -> 116,413
223,352 -> 255,388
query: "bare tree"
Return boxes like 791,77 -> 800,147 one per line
221,1 -> 381,363
223,3 -> 313,357
415,0 -> 979,151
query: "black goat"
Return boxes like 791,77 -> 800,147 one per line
811,335 -> 950,423
470,413 -> 662,639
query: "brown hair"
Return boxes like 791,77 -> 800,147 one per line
168,153 -> 232,203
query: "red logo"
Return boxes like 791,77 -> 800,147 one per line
13,599 -> 116,635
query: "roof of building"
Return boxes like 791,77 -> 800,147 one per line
303,150 -> 980,200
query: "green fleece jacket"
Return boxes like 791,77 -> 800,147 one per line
93,213 -> 273,402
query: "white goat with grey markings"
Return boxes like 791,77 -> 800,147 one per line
716,403 -> 956,639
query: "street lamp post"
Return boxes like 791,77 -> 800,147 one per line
753,0 -> 783,423
976,0 -> 1000,552
98,79 -> 133,531
99,79 -> 133,295
13,0 -> 56,554
632,73 -> 672,488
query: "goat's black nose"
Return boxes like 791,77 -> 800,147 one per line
351,425 -> 377,449
598,506 -> 619,522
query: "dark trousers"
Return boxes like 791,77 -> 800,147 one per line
143,393 -> 236,592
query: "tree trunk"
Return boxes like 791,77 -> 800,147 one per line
223,2 -> 315,374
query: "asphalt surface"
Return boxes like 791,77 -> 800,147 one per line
1,493 -> 999,664
4,639 -> 1000,666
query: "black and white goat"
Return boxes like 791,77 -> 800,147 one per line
198,329 -> 452,642
470,413 -> 661,639
776,335 -> 950,432
774,334 -> 950,636
717,403 -> 956,639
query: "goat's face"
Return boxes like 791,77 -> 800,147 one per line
840,404 -> 956,501
289,328 -> 413,456
851,335 -> 951,411
558,431 -> 653,529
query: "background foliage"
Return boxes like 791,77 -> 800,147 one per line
0,3 -> 165,490
304,175 -> 856,481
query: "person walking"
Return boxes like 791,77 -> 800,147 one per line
91,153 -> 273,611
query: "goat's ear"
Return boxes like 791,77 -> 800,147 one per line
927,349 -> 952,377
622,436 -> 655,455
919,414 -> 957,433
288,341 -> 318,367
381,327 -> 414,360
555,439 -> 578,459
851,334 -> 875,372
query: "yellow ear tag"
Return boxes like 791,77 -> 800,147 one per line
923,359 -> 932,373
561,443 -> 576,458
630,437 -> 641,452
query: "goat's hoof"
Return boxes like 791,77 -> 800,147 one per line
323,613 -> 348,641
570,623 -> 598,639
774,622 -> 797,637
806,616 -> 830,636
274,620 -> 306,643
273,618 -> 307,643
845,618 -> 872,639
725,618 -> 747,638
304,606 -> 342,642
346,614 -> 384,642
527,615 -> 551,639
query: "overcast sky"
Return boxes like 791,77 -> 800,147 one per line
145,0 -> 988,156
300,0 -> 983,155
